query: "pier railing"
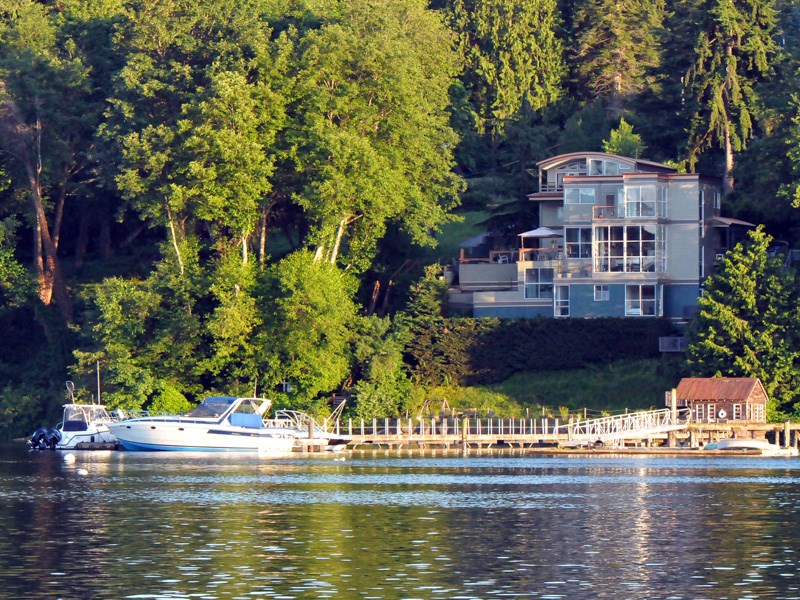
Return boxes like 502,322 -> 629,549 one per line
556,408 -> 688,446
336,409 -> 692,449
341,416 -> 563,447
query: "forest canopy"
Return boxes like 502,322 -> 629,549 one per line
2,0 -> 800,435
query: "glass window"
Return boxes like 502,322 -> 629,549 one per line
595,225 -> 660,273
566,187 -> 596,204
625,284 -> 657,316
554,286 -> 570,317
566,227 -> 592,258
626,185 -> 656,217
594,285 -> 609,301
524,268 -> 554,299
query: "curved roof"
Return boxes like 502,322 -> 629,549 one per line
536,151 -> 676,173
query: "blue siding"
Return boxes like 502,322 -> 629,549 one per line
472,283 -> 700,319
663,284 -> 700,319
474,305 -> 553,318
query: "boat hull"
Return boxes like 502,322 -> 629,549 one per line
109,419 -> 300,453
713,438 -> 799,456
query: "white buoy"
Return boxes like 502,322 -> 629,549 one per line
77,468 -> 89,476
63,453 -> 76,463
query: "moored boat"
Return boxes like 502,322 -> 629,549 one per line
108,395 -> 349,453
29,382 -> 118,451
709,438 -> 799,457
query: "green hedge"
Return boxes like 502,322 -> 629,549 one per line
404,317 -> 674,386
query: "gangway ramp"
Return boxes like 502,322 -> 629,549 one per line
557,408 -> 688,447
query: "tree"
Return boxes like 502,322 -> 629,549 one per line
449,0 -> 565,152
570,0 -> 666,116
687,227 -> 800,418
684,0 -> 778,193
255,251 -> 358,412
602,117 -> 645,158
0,0 -> 96,325
287,0 -> 463,272
102,0 -> 284,271
351,315 -> 414,419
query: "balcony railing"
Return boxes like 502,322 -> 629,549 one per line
593,206 -> 621,219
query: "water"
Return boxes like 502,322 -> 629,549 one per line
2,445 -> 800,599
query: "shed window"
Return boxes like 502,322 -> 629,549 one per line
733,404 -> 742,420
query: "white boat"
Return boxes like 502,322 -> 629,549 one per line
29,383 -> 118,450
108,395 -> 349,453
711,438 -> 799,457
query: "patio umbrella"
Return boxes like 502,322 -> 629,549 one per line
518,226 -> 562,238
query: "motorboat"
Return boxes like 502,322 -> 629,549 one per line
708,438 -> 799,457
29,382 -> 118,450
108,395 -> 349,453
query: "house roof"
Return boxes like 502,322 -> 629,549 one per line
535,151 -> 676,173
711,216 -> 756,228
675,377 -> 766,401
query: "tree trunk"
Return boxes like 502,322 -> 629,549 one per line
166,202 -> 185,275
723,126 -> 734,194
329,215 -> 349,264
74,200 -> 90,271
25,162 -> 73,323
258,210 -> 267,265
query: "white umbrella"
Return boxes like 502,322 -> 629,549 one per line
518,227 -> 562,238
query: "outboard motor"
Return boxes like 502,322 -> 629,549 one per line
29,427 -> 49,450
28,427 -> 62,450
43,428 -> 62,449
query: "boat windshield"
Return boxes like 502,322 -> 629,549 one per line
63,405 -> 90,423
184,396 -> 236,418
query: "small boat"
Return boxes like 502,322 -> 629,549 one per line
29,382 -> 118,451
709,438 -> 799,457
108,395 -> 349,453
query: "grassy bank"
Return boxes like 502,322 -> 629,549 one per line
423,357 -> 685,419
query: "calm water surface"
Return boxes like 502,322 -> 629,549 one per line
1,444 -> 800,599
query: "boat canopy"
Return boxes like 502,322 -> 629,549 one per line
185,396 -> 238,418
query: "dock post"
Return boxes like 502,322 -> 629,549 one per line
308,418 -> 315,452
461,417 -> 468,453
784,421 -> 791,448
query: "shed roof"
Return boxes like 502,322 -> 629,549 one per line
675,378 -> 765,401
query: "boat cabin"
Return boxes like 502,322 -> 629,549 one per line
672,377 -> 768,423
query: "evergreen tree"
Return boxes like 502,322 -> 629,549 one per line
602,117 -> 645,158
687,227 -> 800,418
684,0 -> 778,192
570,0 -> 666,116
449,0 -> 565,156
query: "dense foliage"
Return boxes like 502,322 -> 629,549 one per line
687,227 -> 800,419
2,0 -> 800,437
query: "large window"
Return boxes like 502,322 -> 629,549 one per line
524,268 -> 554,299
626,186 -> 654,217
565,187 -> 596,204
594,225 -> 658,273
565,227 -> 592,258
625,284 -> 657,316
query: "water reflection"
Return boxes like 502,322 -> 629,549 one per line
1,446 -> 800,598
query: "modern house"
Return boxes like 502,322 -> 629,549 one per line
449,151 -> 752,320
672,377 -> 768,423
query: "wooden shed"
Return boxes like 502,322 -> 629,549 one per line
672,378 -> 767,423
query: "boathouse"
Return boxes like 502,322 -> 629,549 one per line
673,377 -> 767,423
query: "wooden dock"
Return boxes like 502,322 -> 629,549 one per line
334,415 -> 800,451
